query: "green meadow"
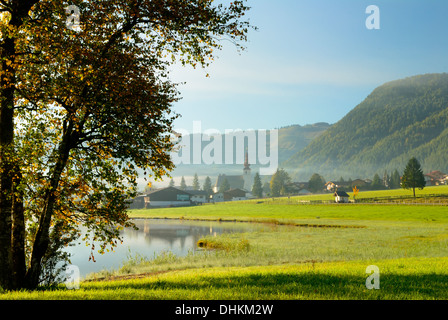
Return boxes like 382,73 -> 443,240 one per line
2,186 -> 448,300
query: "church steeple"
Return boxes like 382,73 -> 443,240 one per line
243,148 -> 252,191
244,148 -> 250,171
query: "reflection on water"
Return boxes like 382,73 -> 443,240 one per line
66,219 -> 255,278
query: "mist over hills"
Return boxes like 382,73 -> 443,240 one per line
168,122 -> 330,182
282,73 -> 448,181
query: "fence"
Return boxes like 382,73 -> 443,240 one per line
260,194 -> 448,206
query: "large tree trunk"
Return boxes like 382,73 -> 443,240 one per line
0,36 -> 17,291
11,169 -> 26,289
0,0 -> 42,290
24,124 -> 75,289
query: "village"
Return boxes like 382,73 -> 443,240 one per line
130,153 -> 448,209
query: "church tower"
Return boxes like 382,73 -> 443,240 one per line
243,149 -> 252,191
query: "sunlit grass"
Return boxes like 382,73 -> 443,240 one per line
129,202 -> 448,223
2,257 -> 447,300
2,186 -> 448,300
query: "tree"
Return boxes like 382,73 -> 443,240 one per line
401,157 -> 426,197
0,0 -> 253,290
169,179 -> 175,187
262,182 -> 271,195
308,173 -> 325,193
383,170 -> 390,188
203,176 -> 213,195
390,169 -> 401,189
270,168 -> 291,197
180,177 -> 187,190
352,186 -> 359,201
371,173 -> 382,190
252,173 -> 263,198
192,173 -> 200,191
218,177 -> 230,193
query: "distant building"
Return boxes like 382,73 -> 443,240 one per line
128,195 -> 146,209
187,190 -> 209,204
334,191 -> 350,203
325,181 -> 339,192
209,188 -> 249,203
145,187 -> 192,208
223,188 -> 249,201
213,150 -> 252,192
297,189 -> 312,195
424,171 -> 447,186
211,192 -> 224,203
351,179 -> 369,188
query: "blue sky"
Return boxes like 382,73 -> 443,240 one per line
169,0 -> 448,133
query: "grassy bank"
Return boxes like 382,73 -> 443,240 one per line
129,202 -> 448,223
2,257 -> 447,300
2,187 -> 448,300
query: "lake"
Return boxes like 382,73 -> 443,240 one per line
66,219 -> 256,278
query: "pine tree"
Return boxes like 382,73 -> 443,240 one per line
203,176 -> 213,195
390,169 -> 401,189
180,176 -> 187,190
401,158 -> 426,197
169,179 -> 175,187
371,173 -> 382,190
252,173 -> 263,198
192,173 -> 200,191
219,177 -> 230,193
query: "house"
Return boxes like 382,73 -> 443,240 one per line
325,181 -> 339,192
187,190 -> 209,204
214,174 -> 246,192
213,151 -> 273,193
334,191 -> 350,203
424,171 -> 447,186
223,188 -> 248,201
284,182 -> 305,194
211,192 -> 224,203
351,179 -> 368,188
297,189 -> 312,195
145,187 -> 192,208
128,194 -> 146,209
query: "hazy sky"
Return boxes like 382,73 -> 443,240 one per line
168,0 -> 448,133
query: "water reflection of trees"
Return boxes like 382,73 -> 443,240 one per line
120,220 -> 248,251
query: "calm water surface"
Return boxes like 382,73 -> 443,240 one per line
66,219 -> 256,278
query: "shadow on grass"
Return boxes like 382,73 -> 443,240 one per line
87,271 -> 448,300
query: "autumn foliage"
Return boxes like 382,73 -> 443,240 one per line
0,0 -> 252,290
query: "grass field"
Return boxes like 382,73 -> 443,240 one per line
1,186 -> 448,300
2,258 -> 448,300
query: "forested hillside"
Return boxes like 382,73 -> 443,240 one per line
283,73 -> 448,181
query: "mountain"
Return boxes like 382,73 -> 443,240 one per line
283,73 -> 448,181
168,122 -> 330,180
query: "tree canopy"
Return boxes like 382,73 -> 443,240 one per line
202,176 -> 213,195
0,0 -> 253,290
401,157 -> 426,197
307,173 -> 325,193
192,173 -> 200,191
251,172 -> 263,198
270,168 -> 291,197
218,177 -> 230,193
